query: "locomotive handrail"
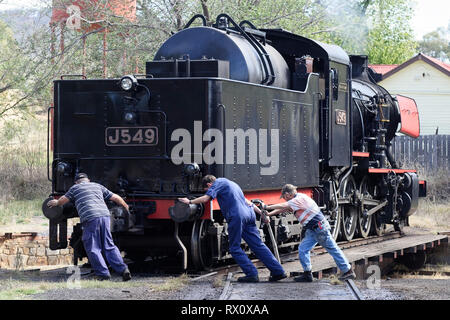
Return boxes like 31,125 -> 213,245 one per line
47,106 -> 54,182
133,74 -> 154,78
184,14 -> 207,29
76,156 -> 170,161
328,69 -> 333,161
215,13 -> 275,86
237,20 -> 273,84
60,74 -> 87,80
239,20 -> 267,45
246,32 -> 276,85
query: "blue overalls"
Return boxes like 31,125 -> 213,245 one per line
206,178 -> 285,277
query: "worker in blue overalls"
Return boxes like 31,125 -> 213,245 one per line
178,175 -> 287,282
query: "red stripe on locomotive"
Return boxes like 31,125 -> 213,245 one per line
141,188 -> 312,220
368,168 -> 417,174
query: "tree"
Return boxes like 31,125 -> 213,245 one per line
418,25 -> 450,62
364,0 -> 417,64
0,0 -> 421,118
0,18 -> 32,117
0,20 -> 16,96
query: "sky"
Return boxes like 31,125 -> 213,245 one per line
0,0 -> 449,40
411,0 -> 450,39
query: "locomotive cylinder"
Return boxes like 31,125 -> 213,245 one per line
154,26 -> 291,89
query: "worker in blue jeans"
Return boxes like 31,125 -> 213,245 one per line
266,184 -> 356,282
47,173 -> 131,281
179,175 -> 287,282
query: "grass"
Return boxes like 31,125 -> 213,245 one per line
212,276 -> 224,288
0,278 -> 52,300
0,199 -> 43,225
0,273 -> 192,300
0,113 -> 49,199
327,274 -> 344,285
389,272 -> 450,280
387,262 -> 450,280
410,201 -> 450,232
148,273 -> 190,292
397,161 -> 450,232
0,113 -> 50,227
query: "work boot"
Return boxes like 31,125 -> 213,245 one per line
338,269 -> 356,281
122,267 -> 132,282
294,271 -> 313,283
269,273 -> 287,282
237,275 -> 259,283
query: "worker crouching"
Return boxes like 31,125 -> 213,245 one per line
265,184 -> 356,282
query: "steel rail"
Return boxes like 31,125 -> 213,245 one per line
345,279 -> 364,300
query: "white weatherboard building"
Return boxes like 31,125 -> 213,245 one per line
371,53 -> 450,135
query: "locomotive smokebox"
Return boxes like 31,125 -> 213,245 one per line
154,25 -> 290,89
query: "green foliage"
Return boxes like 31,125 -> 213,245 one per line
365,0 -> 417,64
0,114 -> 49,202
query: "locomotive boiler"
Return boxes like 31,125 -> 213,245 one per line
43,14 -> 427,269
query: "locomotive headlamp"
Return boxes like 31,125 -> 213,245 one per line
120,75 -> 138,91
184,163 -> 200,176
124,112 -> 135,122
56,162 -> 72,176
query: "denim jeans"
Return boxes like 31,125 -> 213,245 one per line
298,219 -> 351,273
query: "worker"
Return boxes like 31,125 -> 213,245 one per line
178,175 -> 287,282
265,184 -> 356,282
47,173 -> 132,281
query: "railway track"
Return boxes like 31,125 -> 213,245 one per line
207,232 -> 403,301
200,230 -> 402,278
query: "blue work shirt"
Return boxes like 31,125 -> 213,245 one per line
205,178 -> 252,220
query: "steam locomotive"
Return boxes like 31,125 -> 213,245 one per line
43,14 -> 427,270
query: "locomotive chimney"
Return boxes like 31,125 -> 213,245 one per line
350,55 -> 368,78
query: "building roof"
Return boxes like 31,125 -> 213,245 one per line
368,64 -> 398,75
380,53 -> 450,80
424,54 -> 450,74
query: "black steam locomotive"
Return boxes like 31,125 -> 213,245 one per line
43,14 -> 426,269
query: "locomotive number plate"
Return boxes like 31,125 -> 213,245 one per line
105,127 -> 158,146
335,109 -> 347,125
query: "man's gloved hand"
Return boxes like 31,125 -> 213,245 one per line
260,210 -> 270,224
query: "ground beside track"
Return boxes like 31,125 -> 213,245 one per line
2,266 -> 448,300
0,226 -> 448,300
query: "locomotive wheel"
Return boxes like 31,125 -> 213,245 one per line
357,176 -> 373,238
340,176 -> 358,241
393,219 -> 405,235
191,219 -> 214,271
327,207 -> 341,241
372,212 -> 385,236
